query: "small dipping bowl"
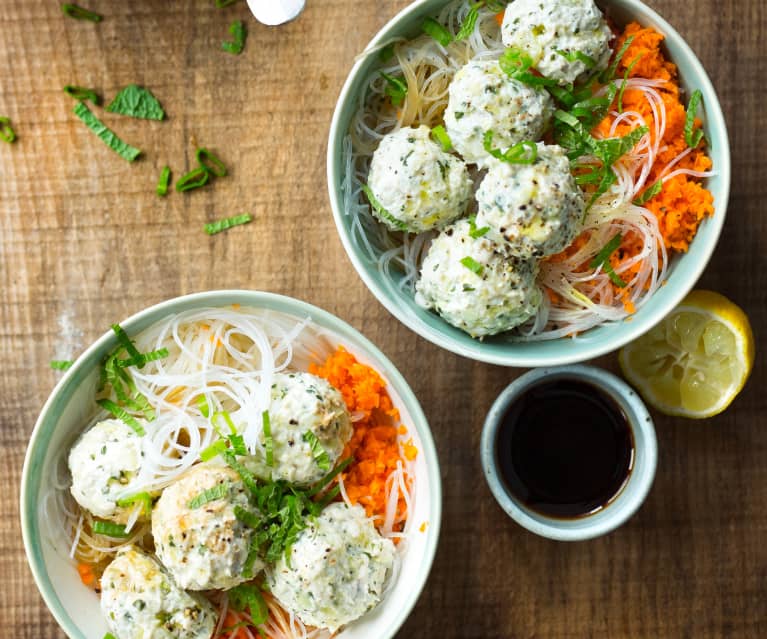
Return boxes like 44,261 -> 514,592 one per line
481,365 -> 657,541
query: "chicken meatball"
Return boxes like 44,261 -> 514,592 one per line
366,125 -> 472,233
475,143 -> 584,259
415,218 -> 543,337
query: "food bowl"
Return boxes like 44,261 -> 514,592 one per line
327,0 -> 730,367
20,290 -> 442,639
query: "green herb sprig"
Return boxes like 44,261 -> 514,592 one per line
589,233 -> 627,288
204,213 -> 252,235
482,131 -> 538,164
632,179 -> 663,206
188,483 -> 231,509
228,584 -> 268,625
107,85 -> 165,121
684,89 -> 705,149
73,102 -> 141,161
303,431 -> 330,471
380,72 -> 408,107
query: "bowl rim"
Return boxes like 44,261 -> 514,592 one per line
20,289 -> 442,639
326,0 -> 731,367
479,364 -> 657,541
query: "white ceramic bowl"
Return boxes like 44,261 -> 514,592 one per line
327,0 -> 730,367
21,290 -> 442,639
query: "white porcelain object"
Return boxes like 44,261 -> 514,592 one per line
247,0 -> 305,25
480,365 -> 657,541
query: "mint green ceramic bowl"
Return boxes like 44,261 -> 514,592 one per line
21,290 -> 441,639
327,0 -> 730,367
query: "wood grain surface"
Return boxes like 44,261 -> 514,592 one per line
1,0 -> 765,637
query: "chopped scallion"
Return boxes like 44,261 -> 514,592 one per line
175,166 -> 210,192
221,20 -> 247,55
262,411 -> 274,467
196,148 -> 227,177
156,166 -> 171,196
468,216 -> 490,239
460,256 -> 484,276
455,3 -> 481,40
92,520 -> 129,538
204,213 -> 252,235
50,359 -> 74,370
63,85 -> 100,105
61,3 -> 102,22
422,17 -> 453,46
0,117 -> 15,144
430,125 -> 453,152
116,492 -> 153,515
380,72 -> 407,107
196,395 -> 210,418
200,439 -> 228,462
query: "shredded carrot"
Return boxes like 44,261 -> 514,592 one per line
595,22 -> 714,255
310,347 -> 414,528
494,10 -> 505,27
77,562 -> 96,588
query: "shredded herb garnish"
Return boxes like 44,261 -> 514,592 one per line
197,395 -> 210,418
228,434 -> 248,456
156,166 -> 171,196
73,102 -> 141,161
617,55 -> 644,113
116,492 -> 153,515
228,584 -> 268,625
422,17 -> 453,46
97,398 -> 146,435
632,179 -> 663,206
455,3 -> 482,41
684,89 -> 705,148
107,85 -> 165,121
176,166 -> 210,192
204,213 -> 252,235
430,125 -> 453,152
0,117 -> 16,144
362,184 -> 409,231
499,47 -> 559,89
222,20 -> 247,55
483,131 -> 538,164
302,431 -> 330,471
63,85 -> 100,105
262,411 -> 274,467
213,411 -> 237,436
460,256 -> 484,276
92,520 -> 129,538
468,215 -> 490,239
50,359 -> 74,370
61,4 -> 102,22
600,35 -> 636,83
188,483 -> 231,509
589,233 -> 627,287
196,148 -> 227,177
380,71 -> 408,107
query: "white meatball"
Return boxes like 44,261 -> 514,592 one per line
268,503 -> 395,632
152,463 -> 262,591
475,143 -> 584,259
415,218 -> 542,338
68,418 -> 146,521
100,546 -> 217,639
254,372 -> 351,486
366,125 -> 472,233
444,60 -> 554,166
501,0 -> 612,85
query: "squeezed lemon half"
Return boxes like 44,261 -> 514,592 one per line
619,290 -> 755,418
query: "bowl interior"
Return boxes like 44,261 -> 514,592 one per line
327,0 -> 730,367
21,291 -> 442,639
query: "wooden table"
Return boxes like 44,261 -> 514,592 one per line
2,0 -> 765,637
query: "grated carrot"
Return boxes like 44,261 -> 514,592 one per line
494,10 -> 505,27
310,347 -> 414,528
77,562 -> 96,588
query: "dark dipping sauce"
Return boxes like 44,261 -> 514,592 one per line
496,378 -> 634,519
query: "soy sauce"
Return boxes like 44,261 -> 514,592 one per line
496,378 -> 634,519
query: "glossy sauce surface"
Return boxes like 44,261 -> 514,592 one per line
496,378 -> 634,519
